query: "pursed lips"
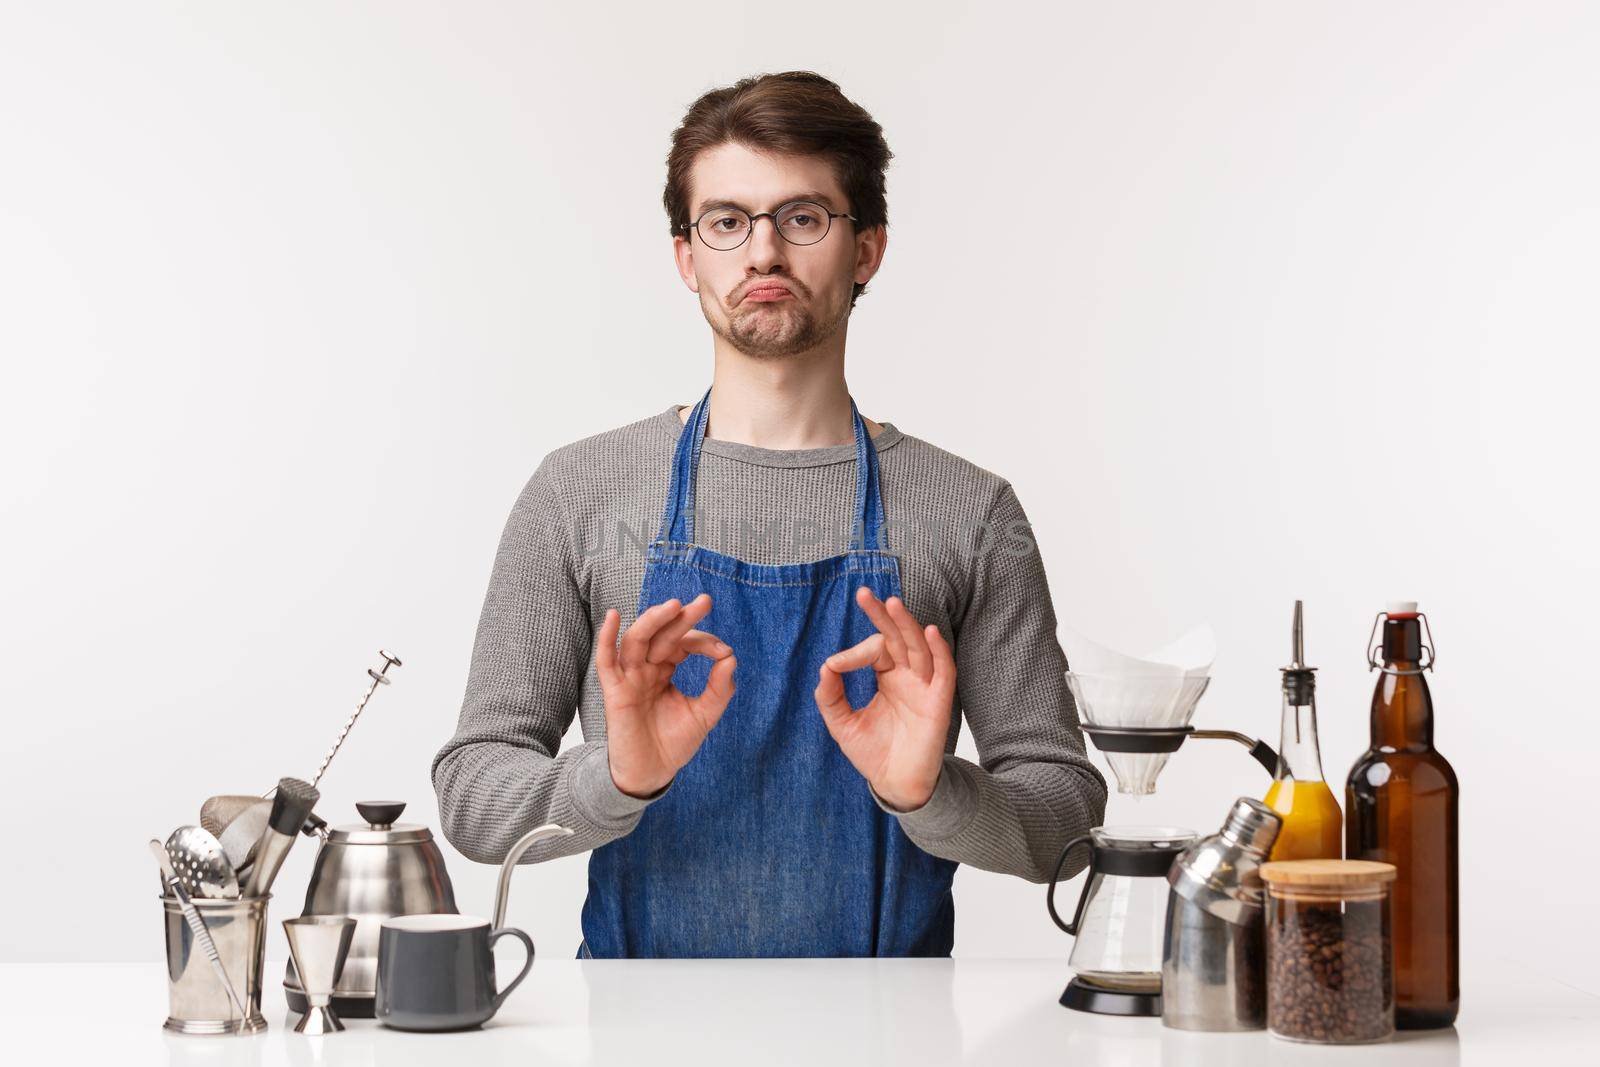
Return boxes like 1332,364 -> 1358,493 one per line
742,283 -> 793,302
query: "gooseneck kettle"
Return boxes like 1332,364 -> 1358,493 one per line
285,800 -> 570,1017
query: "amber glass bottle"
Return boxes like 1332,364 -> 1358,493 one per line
1345,602 -> 1459,1029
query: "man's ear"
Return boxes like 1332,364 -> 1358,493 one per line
855,223 -> 887,287
673,233 -> 699,293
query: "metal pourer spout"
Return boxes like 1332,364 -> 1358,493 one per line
1280,600 -> 1317,710
1289,600 -> 1306,670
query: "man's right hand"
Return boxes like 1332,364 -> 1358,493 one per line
595,593 -> 737,799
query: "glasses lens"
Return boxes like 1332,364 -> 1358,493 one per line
775,202 -> 831,245
698,209 -> 750,250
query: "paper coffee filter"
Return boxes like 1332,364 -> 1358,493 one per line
1063,629 -> 1181,679
1139,625 -> 1216,681
1062,625 -> 1216,727
1063,625 -> 1216,796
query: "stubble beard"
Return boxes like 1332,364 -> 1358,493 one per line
703,284 -> 848,360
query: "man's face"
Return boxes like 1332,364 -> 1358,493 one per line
673,142 -> 884,361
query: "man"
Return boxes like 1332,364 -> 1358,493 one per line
432,71 -> 1106,958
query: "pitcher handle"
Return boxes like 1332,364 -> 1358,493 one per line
488,926 -> 536,1010
1046,834 -> 1097,936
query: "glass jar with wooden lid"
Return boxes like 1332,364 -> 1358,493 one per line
1260,859 -> 1397,1044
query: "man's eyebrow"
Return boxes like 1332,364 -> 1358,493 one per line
694,190 -> 840,216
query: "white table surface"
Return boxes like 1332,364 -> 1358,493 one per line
4,959 -> 1595,1065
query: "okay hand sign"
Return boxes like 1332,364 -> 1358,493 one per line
595,593 -> 737,799
813,587 -> 956,812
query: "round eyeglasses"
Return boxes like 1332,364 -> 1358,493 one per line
681,200 -> 858,251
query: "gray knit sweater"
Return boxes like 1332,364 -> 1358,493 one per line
431,402 -> 1107,885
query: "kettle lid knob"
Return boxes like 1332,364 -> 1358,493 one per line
356,801 -> 407,828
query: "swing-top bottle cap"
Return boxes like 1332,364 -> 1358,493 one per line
1386,600 -> 1419,616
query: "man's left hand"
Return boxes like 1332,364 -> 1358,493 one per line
814,587 -> 956,811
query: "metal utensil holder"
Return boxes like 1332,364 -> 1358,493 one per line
161,893 -> 271,1034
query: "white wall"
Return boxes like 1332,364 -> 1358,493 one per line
3,2 -> 1595,996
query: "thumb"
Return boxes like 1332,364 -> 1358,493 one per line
688,651 -> 737,731
814,659 -> 865,748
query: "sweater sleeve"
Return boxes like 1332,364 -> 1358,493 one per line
430,458 -> 672,866
868,481 -> 1107,883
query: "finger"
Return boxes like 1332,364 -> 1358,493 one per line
688,651 -> 737,730
926,623 -> 956,693
813,659 -> 858,744
822,633 -> 890,676
884,595 -> 932,681
647,593 -> 712,663
854,586 -> 907,668
595,609 -> 622,688
674,629 -> 732,666
620,597 -> 683,671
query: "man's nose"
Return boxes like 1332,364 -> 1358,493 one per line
744,214 -> 789,270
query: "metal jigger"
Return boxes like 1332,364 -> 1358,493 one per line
283,916 -> 357,1034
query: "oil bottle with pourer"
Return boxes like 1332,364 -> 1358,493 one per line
1261,601 -> 1342,860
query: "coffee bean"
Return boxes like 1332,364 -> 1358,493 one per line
1266,896 -> 1393,1042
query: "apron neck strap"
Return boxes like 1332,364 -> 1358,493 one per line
654,385 -> 888,551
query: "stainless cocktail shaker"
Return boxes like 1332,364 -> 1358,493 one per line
1161,796 -> 1282,1031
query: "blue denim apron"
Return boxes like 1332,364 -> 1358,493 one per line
577,385 -> 958,958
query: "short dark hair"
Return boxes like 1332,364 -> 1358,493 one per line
663,71 -> 893,309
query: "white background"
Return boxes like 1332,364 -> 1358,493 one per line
3,2 -> 1596,997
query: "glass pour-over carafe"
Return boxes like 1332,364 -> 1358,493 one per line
1048,825 -> 1199,1015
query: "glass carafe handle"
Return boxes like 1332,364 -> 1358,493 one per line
1046,835 -> 1096,936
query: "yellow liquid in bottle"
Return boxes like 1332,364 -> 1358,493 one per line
1263,777 -> 1343,860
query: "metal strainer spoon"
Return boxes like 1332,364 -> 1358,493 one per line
164,825 -> 240,899
200,795 -> 264,838
213,799 -> 272,876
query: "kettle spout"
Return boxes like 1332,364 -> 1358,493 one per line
492,823 -> 576,929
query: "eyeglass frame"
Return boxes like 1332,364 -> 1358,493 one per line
679,200 -> 859,250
